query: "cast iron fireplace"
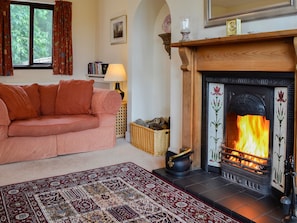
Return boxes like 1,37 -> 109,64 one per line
202,71 -> 294,195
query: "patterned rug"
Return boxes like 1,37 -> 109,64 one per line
0,162 -> 241,222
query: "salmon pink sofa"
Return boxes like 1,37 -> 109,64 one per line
0,79 -> 121,164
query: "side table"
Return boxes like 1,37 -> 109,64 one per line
116,101 -> 127,138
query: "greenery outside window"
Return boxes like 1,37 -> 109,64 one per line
10,2 -> 53,69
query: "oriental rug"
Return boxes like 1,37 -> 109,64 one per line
0,162 -> 241,223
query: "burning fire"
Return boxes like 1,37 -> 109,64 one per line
234,115 -> 270,159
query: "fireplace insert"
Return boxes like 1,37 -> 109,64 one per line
222,84 -> 272,194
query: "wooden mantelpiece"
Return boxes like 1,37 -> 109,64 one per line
172,29 -> 297,169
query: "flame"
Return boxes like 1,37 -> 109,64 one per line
233,115 -> 269,158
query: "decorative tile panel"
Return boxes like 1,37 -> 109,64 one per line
271,87 -> 288,192
207,83 -> 224,167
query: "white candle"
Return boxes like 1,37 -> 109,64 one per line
182,18 -> 189,30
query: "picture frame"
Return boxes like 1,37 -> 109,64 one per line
110,15 -> 127,45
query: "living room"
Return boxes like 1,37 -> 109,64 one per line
1,0 -> 297,222
1,0 -> 297,157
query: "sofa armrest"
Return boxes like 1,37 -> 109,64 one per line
0,98 -> 10,126
91,88 -> 122,115
0,98 -> 10,140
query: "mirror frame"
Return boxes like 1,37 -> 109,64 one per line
205,0 -> 297,27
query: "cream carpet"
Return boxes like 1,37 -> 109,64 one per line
0,138 -> 165,187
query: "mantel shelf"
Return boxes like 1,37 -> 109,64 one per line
171,29 -> 297,48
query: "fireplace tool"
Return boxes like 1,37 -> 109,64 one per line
281,155 -> 297,223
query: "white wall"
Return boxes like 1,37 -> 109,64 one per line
153,5 -> 171,117
169,0 -> 297,43
96,0 -> 171,141
95,0 -> 129,101
129,0 -> 169,121
0,0 -> 98,84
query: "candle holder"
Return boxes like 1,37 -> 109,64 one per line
180,18 -> 190,42
180,30 -> 190,42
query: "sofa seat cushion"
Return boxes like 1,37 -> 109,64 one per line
8,115 -> 99,137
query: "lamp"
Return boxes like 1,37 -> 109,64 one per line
104,64 -> 127,99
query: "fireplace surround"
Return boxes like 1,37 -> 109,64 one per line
172,29 -> 297,195
203,71 -> 294,195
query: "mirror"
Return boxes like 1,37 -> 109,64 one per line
205,0 -> 297,27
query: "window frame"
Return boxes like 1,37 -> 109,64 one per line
10,1 -> 54,69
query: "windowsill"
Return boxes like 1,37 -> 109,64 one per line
13,65 -> 52,70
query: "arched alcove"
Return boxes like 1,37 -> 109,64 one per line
128,0 -> 171,135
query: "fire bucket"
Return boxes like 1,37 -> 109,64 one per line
165,148 -> 193,176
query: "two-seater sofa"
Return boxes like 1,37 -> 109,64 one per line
0,79 -> 122,164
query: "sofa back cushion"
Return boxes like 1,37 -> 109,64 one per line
21,83 -> 41,115
39,84 -> 58,115
0,84 -> 38,120
55,79 -> 94,115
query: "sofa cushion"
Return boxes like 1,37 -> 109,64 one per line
21,83 -> 41,115
39,84 -> 58,115
55,79 -> 94,115
0,84 -> 38,120
8,114 -> 99,137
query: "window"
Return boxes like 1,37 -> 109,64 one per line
10,2 -> 53,69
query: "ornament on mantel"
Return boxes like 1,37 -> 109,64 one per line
162,14 -> 171,33
180,18 -> 190,41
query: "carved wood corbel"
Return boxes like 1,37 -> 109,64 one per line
178,47 -> 192,72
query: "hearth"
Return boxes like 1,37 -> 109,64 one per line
202,71 -> 294,195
